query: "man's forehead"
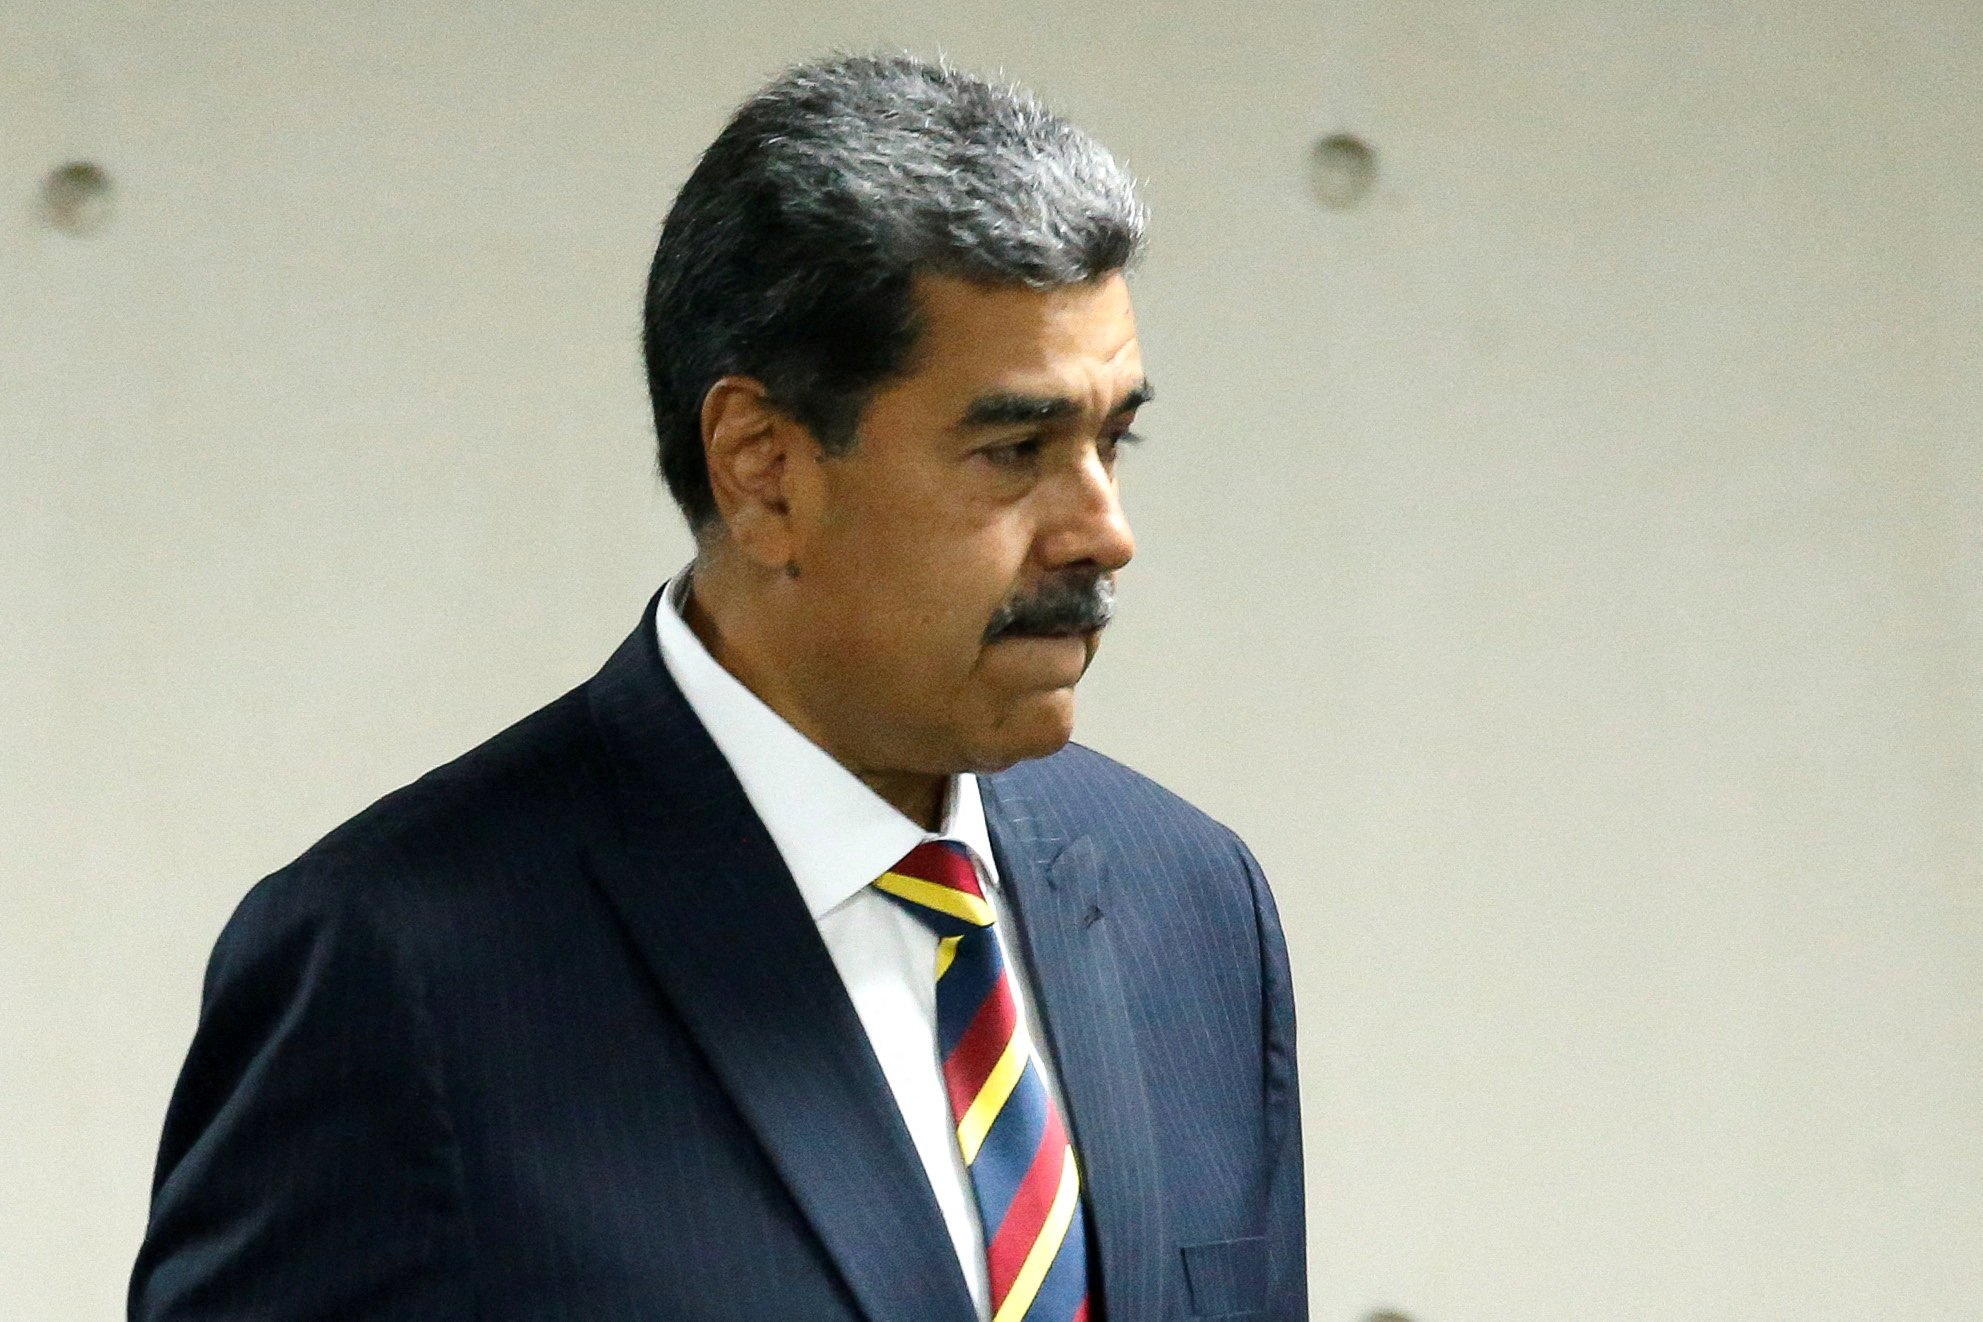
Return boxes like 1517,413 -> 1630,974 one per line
901,272 -> 1145,412
910,270 -> 1136,336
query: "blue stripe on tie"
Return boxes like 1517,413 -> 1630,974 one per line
915,907 -> 981,940
936,931 -> 1002,1058
964,1059 -> 1051,1233
1024,1198 -> 1089,1321
876,872 -> 981,939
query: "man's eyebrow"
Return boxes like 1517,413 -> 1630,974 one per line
954,379 -> 1155,431
956,392 -> 1079,430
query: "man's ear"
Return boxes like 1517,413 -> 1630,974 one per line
700,376 -> 819,572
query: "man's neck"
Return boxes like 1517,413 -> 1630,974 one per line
681,561 -> 947,831
852,770 -> 946,834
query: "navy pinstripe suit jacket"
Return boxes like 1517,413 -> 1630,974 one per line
131,597 -> 1306,1320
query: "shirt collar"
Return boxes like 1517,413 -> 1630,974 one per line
652,570 -> 1001,920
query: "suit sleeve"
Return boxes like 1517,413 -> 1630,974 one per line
129,865 -> 473,1319
1238,837 -> 1308,1320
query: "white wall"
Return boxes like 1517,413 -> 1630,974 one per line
3,3 -> 1977,1318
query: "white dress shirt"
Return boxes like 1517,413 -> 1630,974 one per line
652,572 -> 1065,1321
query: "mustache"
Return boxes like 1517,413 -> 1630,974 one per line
983,573 -> 1117,643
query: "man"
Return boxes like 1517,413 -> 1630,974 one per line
131,54 -> 1304,1321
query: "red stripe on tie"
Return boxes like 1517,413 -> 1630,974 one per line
943,974 -> 1018,1116
895,840 -> 984,899
1071,1298 -> 1090,1322
985,1105 -> 1071,1304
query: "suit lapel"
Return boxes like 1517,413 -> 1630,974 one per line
582,603 -> 975,1322
981,773 -> 1167,1322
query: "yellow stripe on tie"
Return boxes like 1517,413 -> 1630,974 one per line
874,871 -> 995,927
992,1148 -> 1081,1322
934,935 -> 962,982
956,1033 -> 1029,1164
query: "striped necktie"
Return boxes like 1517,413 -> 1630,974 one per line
875,841 -> 1091,1322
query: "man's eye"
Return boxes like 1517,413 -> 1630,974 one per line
981,437 -> 1045,467
1100,429 -> 1143,460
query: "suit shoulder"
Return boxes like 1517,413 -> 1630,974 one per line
988,740 -> 1250,858
235,685 -> 607,927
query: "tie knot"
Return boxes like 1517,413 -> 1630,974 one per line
873,840 -> 993,936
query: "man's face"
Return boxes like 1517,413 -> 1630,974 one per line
776,271 -> 1145,777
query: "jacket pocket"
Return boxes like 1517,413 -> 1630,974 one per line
1180,1235 -> 1267,1317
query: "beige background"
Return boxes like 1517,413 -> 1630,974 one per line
4,2 -> 1979,1318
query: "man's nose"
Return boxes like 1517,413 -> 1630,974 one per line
1038,448 -> 1135,573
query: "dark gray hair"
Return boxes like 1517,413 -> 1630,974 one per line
642,53 -> 1147,530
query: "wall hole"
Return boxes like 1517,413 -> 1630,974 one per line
39,161 -> 115,236
1309,133 -> 1377,210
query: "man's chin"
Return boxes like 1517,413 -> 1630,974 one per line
963,688 -> 1080,773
